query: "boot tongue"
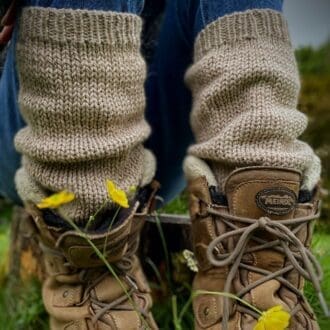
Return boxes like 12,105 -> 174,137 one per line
223,167 -> 301,220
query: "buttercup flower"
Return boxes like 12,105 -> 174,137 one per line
106,180 -> 129,208
37,191 -> 75,209
254,305 -> 290,330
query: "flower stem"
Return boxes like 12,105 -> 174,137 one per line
103,206 -> 121,255
172,295 -> 182,330
194,290 -> 263,316
84,199 -> 108,231
178,293 -> 194,322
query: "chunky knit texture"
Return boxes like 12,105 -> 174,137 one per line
15,7 -> 152,223
185,9 -> 321,191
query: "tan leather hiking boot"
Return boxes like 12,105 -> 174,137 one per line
25,182 -> 159,330
188,167 -> 327,329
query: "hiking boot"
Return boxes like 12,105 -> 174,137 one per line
25,182 -> 159,330
188,167 -> 326,329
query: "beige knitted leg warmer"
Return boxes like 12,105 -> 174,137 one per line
184,9 -> 320,192
14,7 -> 155,223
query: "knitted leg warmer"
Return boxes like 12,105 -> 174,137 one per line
184,9 -> 320,192
14,7 -> 155,223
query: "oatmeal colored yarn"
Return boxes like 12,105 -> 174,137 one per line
15,7 -> 153,223
185,9 -> 320,191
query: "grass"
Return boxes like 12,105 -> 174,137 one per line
304,232 -> 330,329
0,197 -> 330,329
0,201 -> 48,330
0,279 -> 48,330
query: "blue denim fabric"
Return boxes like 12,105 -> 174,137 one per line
22,0 -> 144,14
145,0 -> 195,202
0,0 -> 283,205
0,29 -> 25,204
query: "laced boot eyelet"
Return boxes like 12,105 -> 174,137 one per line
203,307 -> 210,316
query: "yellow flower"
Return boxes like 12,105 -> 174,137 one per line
106,180 -> 129,208
254,305 -> 290,330
37,191 -> 75,209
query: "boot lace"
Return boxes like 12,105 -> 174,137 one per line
205,205 -> 330,328
41,239 -> 151,329
76,251 -> 150,328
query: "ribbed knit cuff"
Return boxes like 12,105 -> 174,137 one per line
194,9 -> 291,61
19,6 -> 142,46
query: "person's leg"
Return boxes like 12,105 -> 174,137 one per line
144,0 -> 287,203
13,1 -> 159,328
184,0 -> 320,191
180,1 -> 326,329
15,0 -> 152,223
0,2 -> 145,204
0,0 -> 145,206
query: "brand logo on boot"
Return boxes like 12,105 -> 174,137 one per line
256,188 -> 297,215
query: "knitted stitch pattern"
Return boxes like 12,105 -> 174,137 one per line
185,9 -> 320,191
15,7 -> 151,223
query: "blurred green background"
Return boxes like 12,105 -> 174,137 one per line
0,42 -> 329,329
